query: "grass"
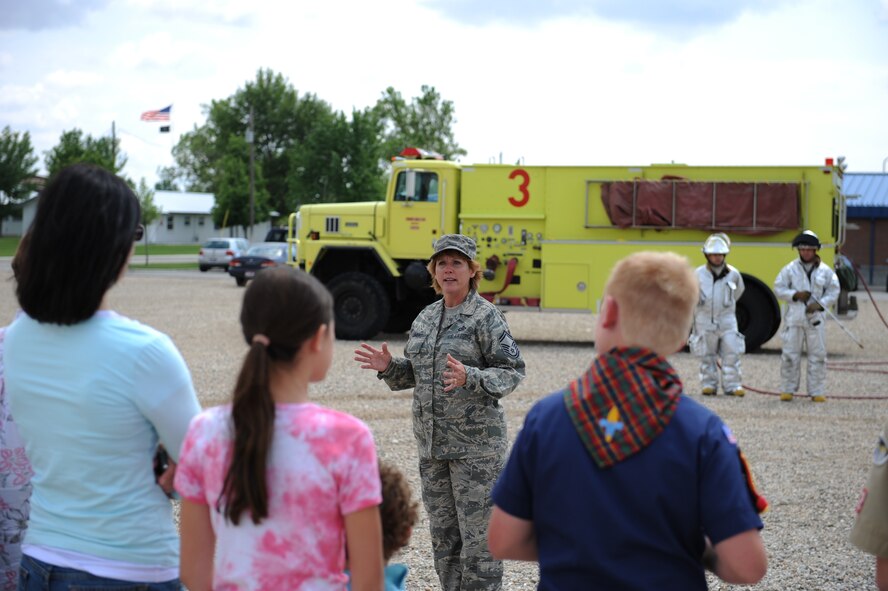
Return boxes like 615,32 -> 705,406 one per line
3,236 -> 198,272
0,237 -> 199,257
133,244 -> 200,255
0,236 -> 20,256
128,262 -> 199,270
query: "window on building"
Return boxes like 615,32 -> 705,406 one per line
198,216 -> 205,227
167,215 -> 174,230
184,215 -> 191,227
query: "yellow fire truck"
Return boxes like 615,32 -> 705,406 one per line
288,148 -> 852,350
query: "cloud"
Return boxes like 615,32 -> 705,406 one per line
107,32 -> 206,70
421,0 -> 777,31
45,69 -> 104,88
0,0 -> 110,31
0,83 -> 46,108
123,0 -> 254,26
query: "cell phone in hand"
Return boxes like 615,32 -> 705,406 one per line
153,446 -> 170,479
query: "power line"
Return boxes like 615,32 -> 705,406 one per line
114,125 -> 174,150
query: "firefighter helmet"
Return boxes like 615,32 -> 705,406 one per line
791,230 -> 821,249
702,233 -> 731,255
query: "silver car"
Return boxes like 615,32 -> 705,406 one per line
198,237 -> 249,272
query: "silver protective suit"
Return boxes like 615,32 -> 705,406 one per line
690,264 -> 745,392
773,257 -> 840,395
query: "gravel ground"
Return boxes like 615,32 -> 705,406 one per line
2,266 -> 887,590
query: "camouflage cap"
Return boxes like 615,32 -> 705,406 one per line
433,234 -> 477,260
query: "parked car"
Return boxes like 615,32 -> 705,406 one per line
264,227 -> 288,242
227,242 -> 288,286
263,226 -> 298,262
198,237 -> 249,272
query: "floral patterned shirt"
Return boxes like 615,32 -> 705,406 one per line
0,327 -> 33,591
175,402 -> 382,591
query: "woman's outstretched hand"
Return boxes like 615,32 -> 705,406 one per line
354,342 -> 392,372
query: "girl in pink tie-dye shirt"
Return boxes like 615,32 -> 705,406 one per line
175,268 -> 384,591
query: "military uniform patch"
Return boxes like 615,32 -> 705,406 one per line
873,436 -> 888,466
722,423 -> 738,445
499,331 -> 520,358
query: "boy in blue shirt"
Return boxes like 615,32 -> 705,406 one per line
488,251 -> 767,590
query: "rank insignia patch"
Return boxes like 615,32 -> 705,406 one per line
499,332 -> 520,358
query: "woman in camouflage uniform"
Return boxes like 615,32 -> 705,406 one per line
355,234 -> 525,591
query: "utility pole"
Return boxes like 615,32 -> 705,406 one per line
111,121 -> 117,172
247,107 -> 256,240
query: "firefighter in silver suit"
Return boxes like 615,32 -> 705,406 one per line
773,230 -> 840,402
689,233 -> 746,396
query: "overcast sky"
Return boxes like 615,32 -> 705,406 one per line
1,0 -> 887,186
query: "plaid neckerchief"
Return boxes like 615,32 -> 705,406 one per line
563,347 -> 683,468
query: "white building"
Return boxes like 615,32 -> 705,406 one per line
12,189 -> 272,244
150,191 -> 275,244
151,191 -> 217,244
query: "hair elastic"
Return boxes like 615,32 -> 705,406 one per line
252,334 -> 270,347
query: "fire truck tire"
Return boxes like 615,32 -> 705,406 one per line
328,272 -> 391,340
735,276 -> 780,352
384,301 -> 425,334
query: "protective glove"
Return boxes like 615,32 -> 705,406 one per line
793,290 -> 811,303
805,301 -> 823,314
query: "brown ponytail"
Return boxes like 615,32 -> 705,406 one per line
217,267 -> 333,525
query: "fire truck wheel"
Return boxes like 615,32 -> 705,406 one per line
328,272 -> 391,340
384,301 -> 425,334
735,276 -> 780,352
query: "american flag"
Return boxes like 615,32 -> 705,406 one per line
140,105 -> 172,121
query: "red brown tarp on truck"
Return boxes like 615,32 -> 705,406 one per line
600,179 -> 800,234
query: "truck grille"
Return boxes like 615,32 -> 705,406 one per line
325,217 -> 340,233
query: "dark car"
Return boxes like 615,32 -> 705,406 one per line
227,242 -> 288,286
264,227 -> 288,242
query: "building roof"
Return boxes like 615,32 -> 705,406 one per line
843,173 -> 888,208
153,191 -> 214,215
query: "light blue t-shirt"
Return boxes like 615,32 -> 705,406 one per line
5,311 -> 201,568
347,563 -> 408,590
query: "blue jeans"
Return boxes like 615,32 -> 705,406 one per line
18,555 -> 181,591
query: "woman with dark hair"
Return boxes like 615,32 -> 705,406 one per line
175,267 -> 384,591
5,164 -> 201,590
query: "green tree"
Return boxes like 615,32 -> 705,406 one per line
155,166 -> 180,191
172,69 -> 387,215
168,71 -> 464,218
0,126 -> 39,235
44,129 -> 127,177
374,85 -> 466,161
211,135 -> 270,237
340,108 -> 386,201
134,178 -> 161,264
170,125 -> 215,193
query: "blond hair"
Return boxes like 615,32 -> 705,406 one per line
604,251 -> 698,355
426,252 -> 482,294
